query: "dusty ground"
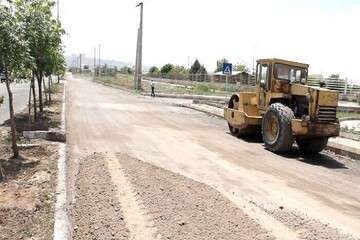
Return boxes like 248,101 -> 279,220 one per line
67,75 -> 360,240
0,83 -> 64,240
0,143 -> 58,240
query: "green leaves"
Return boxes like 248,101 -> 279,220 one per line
190,59 -> 207,74
0,4 -> 28,79
14,0 -> 65,77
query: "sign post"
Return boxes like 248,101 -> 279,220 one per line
223,63 -> 232,95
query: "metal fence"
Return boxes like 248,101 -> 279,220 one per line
307,76 -> 360,95
145,73 -> 360,96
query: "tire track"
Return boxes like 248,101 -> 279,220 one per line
106,153 -> 161,240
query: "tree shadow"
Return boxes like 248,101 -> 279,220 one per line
1,102 -> 61,132
279,148 -> 347,169
0,155 -> 40,182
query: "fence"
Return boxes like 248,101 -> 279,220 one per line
146,73 -> 359,96
307,76 -> 360,95
142,73 -> 256,96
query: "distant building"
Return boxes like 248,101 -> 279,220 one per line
213,71 -> 255,85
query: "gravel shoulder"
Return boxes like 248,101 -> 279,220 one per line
72,153 -> 129,240
117,153 -> 274,240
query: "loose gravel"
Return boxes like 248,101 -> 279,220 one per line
72,153 -> 130,240
256,204 -> 359,240
117,153 -> 274,240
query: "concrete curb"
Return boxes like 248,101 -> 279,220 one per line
179,103 -> 224,118
339,117 -> 360,122
53,82 -> 71,240
326,143 -> 360,160
23,130 -> 66,142
142,93 -> 227,101
181,103 -> 360,160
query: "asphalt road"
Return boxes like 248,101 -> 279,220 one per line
0,83 -> 29,124
67,75 -> 360,240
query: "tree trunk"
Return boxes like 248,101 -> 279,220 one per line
43,77 -> 48,105
37,74 -> 43,113
4,72 -> 19,158
31,74 -> 37,120
28,84 -> 32,129
48,75 -> 52,103
57,75 -> 60,84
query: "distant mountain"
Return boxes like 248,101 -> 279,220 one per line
66,55 -> 132,69
66,55 -> 151,72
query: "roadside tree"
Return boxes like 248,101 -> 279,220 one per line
16,0 -> 65,113
160,64 -> 174,75
215,58 -> 229,72
149,66 -> 159,76
234,62 -> 250,73
0,4 -> 29,158
189,59 -> 207,81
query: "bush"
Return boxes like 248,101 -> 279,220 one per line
195,84 -> 210,93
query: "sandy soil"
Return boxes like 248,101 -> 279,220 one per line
67,75 -> 360,240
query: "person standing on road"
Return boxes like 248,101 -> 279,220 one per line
151,80 -> 155,97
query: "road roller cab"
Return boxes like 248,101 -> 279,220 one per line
224,58 -> 340,154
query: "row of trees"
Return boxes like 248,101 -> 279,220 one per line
215,58 -> 250,73
0,0 -> 66,158
148,58 -> 250,80
148,59 -> 208,80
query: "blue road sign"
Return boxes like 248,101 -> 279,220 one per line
223,63 -> 232,75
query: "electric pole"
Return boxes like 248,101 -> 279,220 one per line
94,47 -> 96,80
134,2 -> 143,90
79,54 -> 82,74
98,44 -> 101,76
56,0 -> 59,21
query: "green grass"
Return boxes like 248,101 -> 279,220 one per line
95,74 -> 134,89
95,74 -> 257,97
337,111 -> 360,119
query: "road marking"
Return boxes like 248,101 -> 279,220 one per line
106,153 -> 161,240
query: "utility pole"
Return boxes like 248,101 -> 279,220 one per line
98,44 -> 101,76
94,47 -> 96,80
56,0 -> 59,21
79,53 -> 82,74
134,2 -> 143,90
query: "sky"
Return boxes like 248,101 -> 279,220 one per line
60,0 -> 360,83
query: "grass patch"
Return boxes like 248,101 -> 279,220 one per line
337,111 -> 360,119
95,74 -> 256,96
95,74 -> 134,90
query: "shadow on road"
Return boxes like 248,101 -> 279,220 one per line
227,131 -> 347,169
280,148 -> 348,169
226,132 -> 263,143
